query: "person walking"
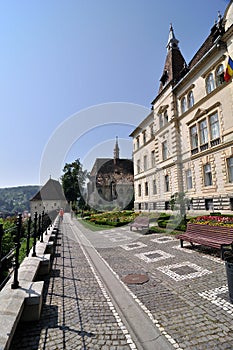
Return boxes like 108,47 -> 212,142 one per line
59,208 -> 64,221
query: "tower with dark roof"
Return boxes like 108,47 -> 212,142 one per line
113,136 -> 120,164
158,24 -> 187,94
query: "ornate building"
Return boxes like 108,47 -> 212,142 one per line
87,138 -> 134,210
130,2 -> 233,213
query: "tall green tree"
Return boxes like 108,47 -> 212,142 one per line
61,159 -> 88,210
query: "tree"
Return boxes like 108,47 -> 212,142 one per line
61,159 -> 88,211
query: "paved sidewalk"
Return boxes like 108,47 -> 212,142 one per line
10,214 -> 233,350
10,217 -> 137,350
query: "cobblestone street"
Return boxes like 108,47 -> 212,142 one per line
10,214 -> 233,349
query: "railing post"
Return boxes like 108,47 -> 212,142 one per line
38,214 -> 42,242
26,214 -> 32,256
40,211 -> 44,242
0,224 -> 4,285
32,212 -> 38,257
11,214 -> 22,289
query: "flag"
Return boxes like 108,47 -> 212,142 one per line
224,56 -> 233,82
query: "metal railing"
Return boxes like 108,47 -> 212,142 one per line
0,211 -> 55,291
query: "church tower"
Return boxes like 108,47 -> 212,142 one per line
113,136 -> 120,164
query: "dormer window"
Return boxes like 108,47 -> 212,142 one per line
215,64 -> 224,86
181,96 -> 187,114
160,70 -> 169,86
206,73 -> 215,94
187,91 -> 194,108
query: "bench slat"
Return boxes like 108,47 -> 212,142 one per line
176,223 -> 233,258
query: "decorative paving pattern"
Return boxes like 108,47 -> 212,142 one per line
109,236 -> 131,242
120,242 -> 147,250
157,261 -> 212,281
199,285 -> 233,315
151,236 -> 176,244
202,254 -> 223,264
135,250 -> 174,263
172,245 -> 194,254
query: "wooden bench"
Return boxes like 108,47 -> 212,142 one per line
129,216 -> 149,231
176,223 -> 233,259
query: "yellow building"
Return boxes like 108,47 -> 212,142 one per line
130,1 -> 233,214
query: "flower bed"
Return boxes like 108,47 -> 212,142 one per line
85,211 -> 139,227
190,215 -> 233,227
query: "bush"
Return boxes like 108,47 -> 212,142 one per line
149,226 -> 166,233
84,210 -> 139,227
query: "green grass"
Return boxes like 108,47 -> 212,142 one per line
79,219 -> 115,231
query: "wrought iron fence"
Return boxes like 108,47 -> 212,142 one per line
0,211 -> 54,291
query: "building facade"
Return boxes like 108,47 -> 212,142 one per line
30,178 -> 67,217
87,138 -> 134,211
131,2 -> 233,213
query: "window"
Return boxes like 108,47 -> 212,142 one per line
153,179 -> 157,194
164,110 -> 168,124
151,150 -> 155,167
145,182 -> 149,196
190,112 -> 221,154
215,64 -> 224,87
150,124 -> 154,137
144,155 -> 148,171
209,113 -> 220,141
165,175 -> 170,192
199,119 -> 208,150
138,184 -> 141,197
190,125 -> 198,150
187,91 -> 194,108
205,198 -> 213,211
162,140 -> 168,160
137,159 -> 141,174
206,73 -> 215,94
159,114 -> 163,128
143,131 -> 146,144
181,97 -> 187,114
204,163 -> 213,186
186,169 -> 193,190
136,136 -> 140,149
227,157 -> 233,183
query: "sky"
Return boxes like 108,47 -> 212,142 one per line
0,0 -> 229,188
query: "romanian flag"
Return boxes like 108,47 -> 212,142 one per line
224,56 -> 233,82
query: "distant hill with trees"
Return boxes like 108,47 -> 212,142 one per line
0,185 -> 39,217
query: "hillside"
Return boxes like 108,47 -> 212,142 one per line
0,185 -> 39,217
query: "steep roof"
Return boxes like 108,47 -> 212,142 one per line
30,178 -> 66,201
89,158 -> 112,177
188,15 -> 225,70
158,24 -> 186,95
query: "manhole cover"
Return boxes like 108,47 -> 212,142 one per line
122,274 -> 149,285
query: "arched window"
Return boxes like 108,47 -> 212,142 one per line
181,97 -> 187,114
187,91 -> 194,108
206,73 -> 215,94
215,64 -> 224,87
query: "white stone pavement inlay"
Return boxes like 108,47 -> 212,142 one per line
199,285 -> 233,315
157,261 -> 212,281
120,242 -> 147,250
109,236 -> 132,242
172,245 -> 194,254
135,250 -> 174,263
151,236 -> 176,244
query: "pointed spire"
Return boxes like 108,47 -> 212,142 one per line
113,136 -> 119,164
157,24 -> 186,94
167,23 -> 179,51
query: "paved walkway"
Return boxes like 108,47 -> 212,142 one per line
10,214 -> 233,349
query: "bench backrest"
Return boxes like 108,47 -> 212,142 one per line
134,216 -> 149,224
186,223 -> 233,239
